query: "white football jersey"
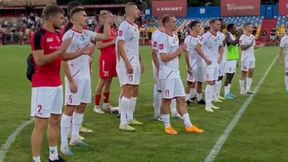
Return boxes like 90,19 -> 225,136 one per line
280,35 -> 288,56
62,29 -> 97,77
184,35 -> 204,68
116,20 -> 140,65
158,32 -> 180,79
239,34 -> 256,61
200,31 -> 223,65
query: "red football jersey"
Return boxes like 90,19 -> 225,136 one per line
31,28 -> 62,87
98,29 -> 116,62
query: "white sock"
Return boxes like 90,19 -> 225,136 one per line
196,92 -> 202,101
239,80 -> 245,93
285,76 -> 288,91
189,87 -> 196,98
182,113 -> 193,128
118,96 -> 122,112
227,84 -> 232,95
153,84 -> 157,111
217,80 -> 222,97
33,156 -> 41,162
185,93 -> 190,101
224,86 -> 229,96
246,77 -> 253,92
154,89 -> 162,118
60,114 -> 71,145
161,114 -> 171,128
72,112 -> 84,140
170,99 -> 177,115
67,116 -> 72,138
127,97 -> 137,122
120,97 -> 130,126
205,85 -> 213,108
213,84 -> 217,100
49,146 -> 58,160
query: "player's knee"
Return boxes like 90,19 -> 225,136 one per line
49,115 -> 60,125
285,72 -> 288,76
34,118 -> 48,131
162,99 -> 171,106
76,105 -> 86,113
64,106 -> 76,116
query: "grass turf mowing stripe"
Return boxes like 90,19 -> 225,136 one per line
204,54 -> 279,162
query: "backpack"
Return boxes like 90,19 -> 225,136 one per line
26,54 -> 34,82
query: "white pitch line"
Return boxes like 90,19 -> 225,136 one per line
204,54 -> 279,162
0,118 -> 34,162
0,81 -> 154,162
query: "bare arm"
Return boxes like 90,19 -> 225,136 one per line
160,44 -> 186,62
195,44 -> 211,65
218,46 -> 224,64
95,16 -> 113,41
184,51 -> 192,74
117,40 -> 131,65
62,61 -> 73,82
62,47 -> 86,61
152,49 -> 159,71
33,50 -> 62,66
226,33 -> 238,46
62,61 -> 78,93
96,39 -> 115,49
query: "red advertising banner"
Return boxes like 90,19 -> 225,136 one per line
221,0 -> 261,16
279,0 -> 288,16
152,0 -> 187,17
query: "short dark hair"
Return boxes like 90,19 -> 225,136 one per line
227,24 -> 235,31
67,1 -> 82,18
43,4 -> 64,20
188,21 -> 200,29
70,7 -> 85,18
210,19 -> 219,25
162,14 -> 173,27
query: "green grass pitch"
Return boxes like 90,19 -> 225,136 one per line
0,45 -> 288,162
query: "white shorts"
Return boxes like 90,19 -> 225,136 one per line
225,60 -> 237,74
160,78 -> 185,99
241,59 -> 255,72
186,66 -> 205,83
205,64 -> 219,81
31,86 -> 63,118
218,62 -> 226,77
65,77 -> 91,106
117,64 -> 141,86
186,72 -> 196,83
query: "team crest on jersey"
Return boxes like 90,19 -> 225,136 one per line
119,30 -> 123,36
129,75 -> 133,81
46,38 -> 53,42
159,44 -> 164,50
153,41 -> 157,47
164,90 -> 169,96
